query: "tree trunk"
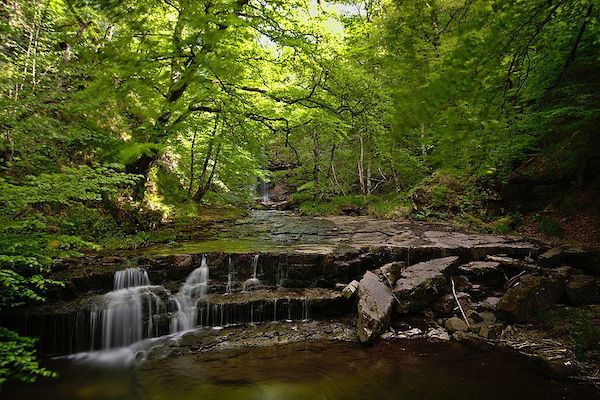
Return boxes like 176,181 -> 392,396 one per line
193,117 -> 220,202
188,129 -> 198,197
555,4 -> 593,84
358,133 -> 366,194
366,156 -> 372,194
193,143 -> 221,202
126,152 -> 158,198
312,130 -> 320,185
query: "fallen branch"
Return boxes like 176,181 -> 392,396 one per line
504,270 -> 527,289
451,277 -> 470,327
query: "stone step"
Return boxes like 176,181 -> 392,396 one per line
48,240 -> 541,300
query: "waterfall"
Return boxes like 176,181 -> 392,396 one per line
225,257 -> 233,295
259,181 -> 270,203
51,256 -> 317,355
242,254 -> 261,291
91,286 -> 167,349
170,255 -> 209,332
90,257 -> 210,350
113,267 -> 150,290
91,267 -> 170,350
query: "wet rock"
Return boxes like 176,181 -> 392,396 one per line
432,292 -> 471,315
560,247 -> 600,275
427,327 -> 450,341
342,280 -> 360,300
466,310 -> 484,324
485,255 -> 542,274
357,271 -> 394,343
444,317 -> 468,333
377,261 -> 404,285
393,257 -> 460,314
537,246 -> 564,266
380,332 -> 395,340
565,274 -> 600,305
497,275 -> 564,322
458,261 -> 503,284
452,275 -> 470,291
172,254 -> 194,268
550,266 -> 582,280
479,311 -> 497,324
397,328 -> 423,338
478,323 -> 503,339
478,296 -> 501,311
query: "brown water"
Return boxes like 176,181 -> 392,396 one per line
3,340 -> 597,400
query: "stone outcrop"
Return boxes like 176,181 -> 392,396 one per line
357,271 -> 394,343
497,275 -> 564,322
565,274 -> 600,305
537,246 -> 564,266
393,256 -> 460,313
432,292 -> 471,314
457,261 -> 504,284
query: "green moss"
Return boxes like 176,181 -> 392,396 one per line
430,185 -> 452,207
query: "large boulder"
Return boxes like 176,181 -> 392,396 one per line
393,256 -> 460,314
357,271 -> 394,343
497,275 -> 564,322
565,274 -> 600,305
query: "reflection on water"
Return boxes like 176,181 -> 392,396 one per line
3,340 -> 596,400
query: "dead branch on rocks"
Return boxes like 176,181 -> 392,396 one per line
451,277 -> 470,327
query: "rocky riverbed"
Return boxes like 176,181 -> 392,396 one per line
2,210 -> 599,396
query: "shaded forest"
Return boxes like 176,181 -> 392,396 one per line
1,0 -> 599,385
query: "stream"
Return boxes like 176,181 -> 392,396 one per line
4,339 -> 596,400
3,211 -> 598,399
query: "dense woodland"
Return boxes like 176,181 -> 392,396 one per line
1,0 -> 599,385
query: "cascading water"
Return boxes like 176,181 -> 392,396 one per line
90,268 -> 171,350
170,254 -> 209,331
90,286 -> 167,349
90,256 -> 210,351
259,181 -> 270,203
26,256 -> 317,356
242,255 -> 261,291
113,267 -> 150,290
225,256 -> 234,295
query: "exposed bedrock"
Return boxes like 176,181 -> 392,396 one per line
48,234 -> 541,301
393,257 -> 461,314
356,271 -> 394,343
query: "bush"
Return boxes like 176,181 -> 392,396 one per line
538,218 -> 563,237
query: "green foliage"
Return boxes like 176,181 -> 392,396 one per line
0,166 -> 139,384
1,0 -> 599,386
541,307 -> 600,360
0,327 -> 56,386
538,218 -> 564,238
